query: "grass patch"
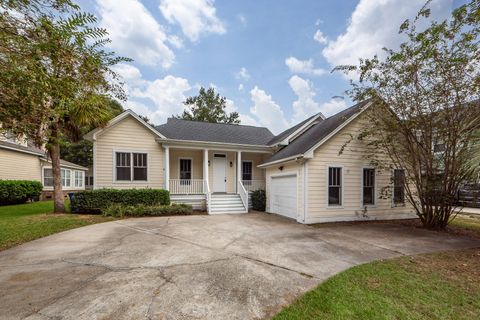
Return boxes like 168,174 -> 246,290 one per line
0,201 -> 116,251
274,249 -> 480,320
449,214 -> 480,238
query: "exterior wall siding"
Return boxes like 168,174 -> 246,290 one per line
0,149 -> 42,181
306,115 -> 415,223
94,116 -> 165,189
169,149 -> 204,180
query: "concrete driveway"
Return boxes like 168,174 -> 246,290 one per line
1,213 -> 479,320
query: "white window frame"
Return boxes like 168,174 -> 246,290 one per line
361,167 -> 376,207
43,167 -> 54,187
61,168 -> 71,188
74,170 -> 84,188
242,160 -> 253,182
326,165 -> 344,208
178,157 -> 193,185
113,150 -> 149,183
132,152 -> 148,181
392,169 -> 406,207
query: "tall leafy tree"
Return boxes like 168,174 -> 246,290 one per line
177,87 -> 240,124
336,0 -> 480,229
60,99 -> 124,167
0,0 -> 129,212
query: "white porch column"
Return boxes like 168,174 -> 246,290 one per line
237,151 -> 242,193
164,146 -> 170,191
203,149 -> 209,193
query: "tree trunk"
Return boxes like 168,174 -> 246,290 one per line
49,128 -> 65,213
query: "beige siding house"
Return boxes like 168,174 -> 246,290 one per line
0,137 -> 87,200
87,101 -> 416,222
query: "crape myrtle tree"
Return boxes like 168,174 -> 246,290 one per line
0,0 -> 129,212
336,0 -> 480,229
177,87 -> 241,124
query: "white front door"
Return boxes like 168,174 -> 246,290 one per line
213,155 -> 226,192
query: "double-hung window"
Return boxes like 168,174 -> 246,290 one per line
363,168 -> 375,206
74,171 -> 84,188
242,161 -> 253,186
179,158 -> 192,185
133,153 -> 147,181
43,168 -> 53,187
115,152 -> 148,181
61,169 -> 71,187
393,169 -> 405,205
328,167 -> 342,206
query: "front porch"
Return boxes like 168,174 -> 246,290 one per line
163,147 -> 268,213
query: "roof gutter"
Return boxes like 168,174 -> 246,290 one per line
158,138 -> 274,152
257,154 -> 306,168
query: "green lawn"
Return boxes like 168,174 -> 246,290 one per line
0,201 -> 116,251
275,215 -> 480,320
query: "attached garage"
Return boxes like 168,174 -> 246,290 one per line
270,174 -> 298,219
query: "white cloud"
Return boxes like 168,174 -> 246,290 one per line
238,84 -> 244,91
313,29 -> 328,45
249,86 -> 289,134
131,75 -> 192,123
285,57 -> 327,76
159,0 -> 226,42
225,99 -> 260,127
235,67 -> 250,81
323,0 -> 452,69
97,0 -> 175,68
319,98 -> 348,117
237,13 -> 247,26
288,75 -> 322,123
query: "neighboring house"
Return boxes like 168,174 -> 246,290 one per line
85,101 -> 416,223
0,136 -> 87,200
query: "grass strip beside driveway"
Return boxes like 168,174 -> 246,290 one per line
0,201 -> 116,251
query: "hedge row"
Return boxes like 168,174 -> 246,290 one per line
103,203 -> 193,218
0,180 -> 43,205
71,189 -> 170,213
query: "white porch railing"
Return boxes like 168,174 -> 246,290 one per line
169,179 -> 205,194
242,180 -> 266,193
238,180 -> 248,211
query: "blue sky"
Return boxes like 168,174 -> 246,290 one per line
79,0 -> 465,134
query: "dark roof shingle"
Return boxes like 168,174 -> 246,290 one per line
262,101 -> 370,165
268,113 -> 321,146
155,118 -> 275,146
0,140 -> 44,155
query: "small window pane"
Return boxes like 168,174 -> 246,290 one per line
242,161 -> 252,181
363,168 -> 375,205
180,159 -> 192,185
117,167 -> 131,181
44,168 -> 53,187
61,169 -> 71,187
133,153 -> 147,181
328,167 -> 342,206
393,169 -> 405,205
116,152 -> 131,181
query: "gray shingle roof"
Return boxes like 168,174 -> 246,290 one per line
155,118 -> 275,146
268,113 -> 321,146
0,140 -> 44,155
262,100 -> 370,165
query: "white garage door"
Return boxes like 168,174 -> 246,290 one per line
270,174 -> 297,219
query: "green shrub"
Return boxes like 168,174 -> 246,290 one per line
0,180 -> 43,205
251,189 -> 266,211
71,189 -> 170,213
103,203 -> 193,218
